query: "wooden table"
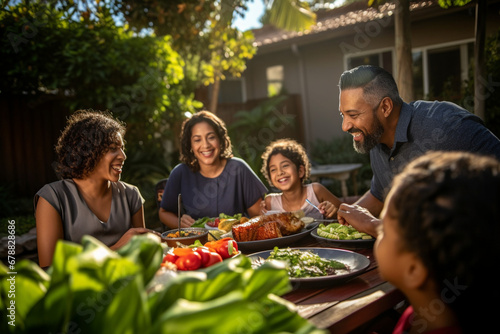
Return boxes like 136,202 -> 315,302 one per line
310,164 -> 363,199
244,233 -> 406,333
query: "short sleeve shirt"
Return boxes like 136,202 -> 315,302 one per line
34,180 -> 144,246
370,101 -> 500,201
160,157 -> 268,219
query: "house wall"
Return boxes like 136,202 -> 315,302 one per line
241,4 -> 500,148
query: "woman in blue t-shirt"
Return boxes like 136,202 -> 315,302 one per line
159,111 -> 268,229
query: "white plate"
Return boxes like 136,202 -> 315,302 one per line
204,222 -> 219,230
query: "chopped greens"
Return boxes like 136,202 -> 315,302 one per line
267,247 -> 347,278
192,213 -> 243,227
317,223 -> 373,240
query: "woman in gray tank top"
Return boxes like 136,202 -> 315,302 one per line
34,110 -> 159,268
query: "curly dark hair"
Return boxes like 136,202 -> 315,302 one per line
388,151 -> 500,332
55,110 -> 126,179
179,110 -> 233,172
260,138 -> 311,187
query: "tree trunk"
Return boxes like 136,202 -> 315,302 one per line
474,0 -> 486,120
209,76 -> 220,114
394,0 -> 413,102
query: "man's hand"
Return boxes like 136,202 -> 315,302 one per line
337,203 -> 381,238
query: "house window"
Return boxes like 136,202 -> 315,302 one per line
414,41 -> 473,101
266,65 -> 284,97
412,51 -> 424,99
345,40 -> 473,102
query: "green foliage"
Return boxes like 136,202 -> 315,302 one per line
0,2 -> 204,227
309,135 -> 372,196
0,186 -> 35,236
462,28 -> 500,137
118,0 -> 256,100
437,0 -> 473,9
200,28 -> 256,85
228,95 -> 296,182
0,216 -> 36,237
0,234 -> 326,334
263,0 -> 316,32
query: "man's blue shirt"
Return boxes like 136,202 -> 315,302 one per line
370,101 -> 500,201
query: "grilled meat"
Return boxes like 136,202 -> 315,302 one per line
255,221 -> 282,240
232,211 -> 304,242
259,212 -> 304,235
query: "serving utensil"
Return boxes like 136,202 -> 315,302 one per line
177,194 -> 182,233
208,231 -> 220,240
305,198 -> 321,213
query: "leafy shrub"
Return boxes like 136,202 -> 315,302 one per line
309,135 -> 372,197
228,95 -> 296,183
0,235 -> 327,334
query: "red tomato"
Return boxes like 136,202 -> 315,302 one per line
216,239 -> 238,259
194,247 -> 212,267
204,252 -> 223,267
162,252 -> 178,264
175,252 -> 202,271
207,218 -> 220,227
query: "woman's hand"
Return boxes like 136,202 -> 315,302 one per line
111,227 -> 162,249
337,203 -> 380,237
159,208 -> 194,229
179,214 -> 195,228
318,201 -> 338,218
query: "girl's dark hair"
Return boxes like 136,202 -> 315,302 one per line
389,151 -> 500,332
339,65 -> 403,107
261,138 -> 310,186
55,110 -> 126,179
179,110 -> 233,172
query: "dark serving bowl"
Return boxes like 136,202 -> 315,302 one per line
161,227 -> 209,247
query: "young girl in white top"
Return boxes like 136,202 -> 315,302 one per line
260,139 -> 341,219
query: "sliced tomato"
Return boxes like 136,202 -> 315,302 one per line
175,252 -> 202,271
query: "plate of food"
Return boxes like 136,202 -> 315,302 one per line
248,247 -> 371,286
232,211 -> 318,252
310,223 -> 375,248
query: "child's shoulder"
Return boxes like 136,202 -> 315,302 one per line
309,182 -> 326,191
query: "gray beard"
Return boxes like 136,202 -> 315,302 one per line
353,122 -> 384,154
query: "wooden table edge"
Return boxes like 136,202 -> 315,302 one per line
308,281 -> 405,333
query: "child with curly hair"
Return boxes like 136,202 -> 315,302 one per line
260,139 -> 341,219
375,151 -> 500,334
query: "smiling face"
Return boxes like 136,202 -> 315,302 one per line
268,153 -> 304,192
92,132 -> 126,182
190,121 -> 221,168
339,88 -> 385,154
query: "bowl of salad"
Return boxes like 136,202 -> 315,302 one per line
162,227 -> 209,247
248,247 -> 371,287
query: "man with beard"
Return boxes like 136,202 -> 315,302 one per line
336,65 -> 500,237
